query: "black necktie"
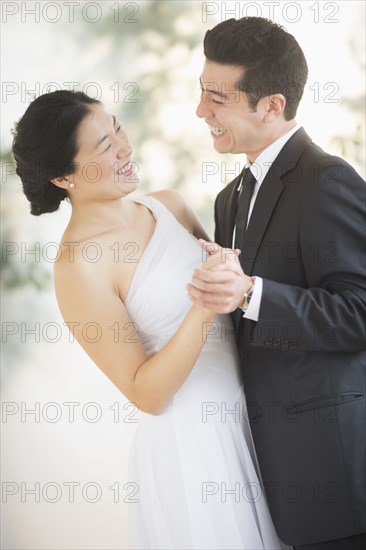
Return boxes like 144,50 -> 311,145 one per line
234,168 -> 256,249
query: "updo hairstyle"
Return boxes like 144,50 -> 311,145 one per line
12,90 -> 100,216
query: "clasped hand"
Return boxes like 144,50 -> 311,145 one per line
186,240 -> 254,314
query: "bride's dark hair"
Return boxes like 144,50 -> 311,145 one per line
12,90 -> 100,216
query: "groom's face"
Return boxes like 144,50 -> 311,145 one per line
197,60 -> 270,160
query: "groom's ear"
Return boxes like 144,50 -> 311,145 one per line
262,94 -> 287,123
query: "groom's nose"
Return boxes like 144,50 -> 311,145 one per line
196,98 -> 211,119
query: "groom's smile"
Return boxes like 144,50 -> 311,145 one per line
208,125 -> 227,137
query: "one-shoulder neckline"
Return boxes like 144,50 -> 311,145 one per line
124,195 -> 200,304
123,196 -> 161,304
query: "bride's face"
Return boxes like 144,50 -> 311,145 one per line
72,103 -> 138,196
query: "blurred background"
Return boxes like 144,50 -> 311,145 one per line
1,1 -> 365,548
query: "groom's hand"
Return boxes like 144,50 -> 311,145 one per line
186,240 -> 253,314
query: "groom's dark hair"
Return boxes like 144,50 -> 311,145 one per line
203,17 -> 308,120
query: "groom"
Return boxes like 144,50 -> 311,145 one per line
188,17 -> 366,550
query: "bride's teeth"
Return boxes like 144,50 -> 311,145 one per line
117,163 -> 131,174
209,126 -> 227,136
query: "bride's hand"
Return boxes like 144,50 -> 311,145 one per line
186,240 -> 253,314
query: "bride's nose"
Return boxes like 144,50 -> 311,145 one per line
117,138 -> 132,159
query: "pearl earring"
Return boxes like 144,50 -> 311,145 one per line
69,183 -> 75,189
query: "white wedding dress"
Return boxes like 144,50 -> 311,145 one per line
125,195 -> 283,550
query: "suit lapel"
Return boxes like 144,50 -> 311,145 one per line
241,128 -> 312,275
242,165 -> 284,275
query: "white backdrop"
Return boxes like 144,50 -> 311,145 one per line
1,1 -> 365,549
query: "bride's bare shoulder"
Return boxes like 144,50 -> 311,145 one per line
148,188 -> 184,205
147,189 -> 210,240
53,226 -> 111,288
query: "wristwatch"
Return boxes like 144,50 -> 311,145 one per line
240,276 -> 256,312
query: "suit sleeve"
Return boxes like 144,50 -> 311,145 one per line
256,161 -> 366,352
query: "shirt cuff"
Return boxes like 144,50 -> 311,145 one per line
243,276 -> 263,321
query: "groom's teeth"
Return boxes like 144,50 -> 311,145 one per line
209,126 -> 227,136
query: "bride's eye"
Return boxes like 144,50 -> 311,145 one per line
104,126 -> 121,151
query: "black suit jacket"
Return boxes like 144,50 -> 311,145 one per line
214,128 -> 366,546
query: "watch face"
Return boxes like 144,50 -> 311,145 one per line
241,277 -> 255,311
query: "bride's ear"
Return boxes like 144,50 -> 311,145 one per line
51,175 -> 72,190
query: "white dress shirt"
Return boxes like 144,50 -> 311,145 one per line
233,124 -> 302,321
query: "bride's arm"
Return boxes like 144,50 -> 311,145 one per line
148,189 -> 211,241
54,257 -> 216,416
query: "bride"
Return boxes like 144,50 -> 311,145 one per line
12,90 -> 284,550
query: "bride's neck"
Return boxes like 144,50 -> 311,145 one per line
65,197 -> 135,237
